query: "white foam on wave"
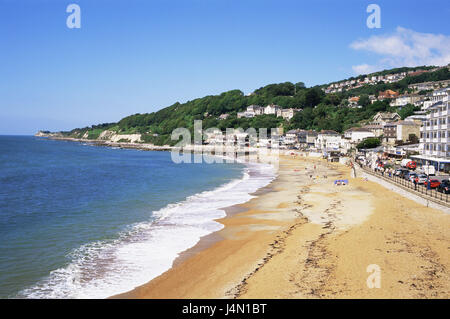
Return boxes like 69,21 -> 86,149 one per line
18,161 -> 276,299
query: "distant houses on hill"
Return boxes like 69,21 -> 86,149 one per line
236,104 -> 300,120
322,67 -> 443,94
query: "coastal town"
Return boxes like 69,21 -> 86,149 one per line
6,0 -> 450,303
205,81 -> 450,171
37,73 -> 450,204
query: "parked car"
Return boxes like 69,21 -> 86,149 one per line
395,168 -> 408,176
437,180 -> 450,194
408,173 -> 418,182
399,170 -> 410,179
414,174 -> 428,184
404,171 -> 415,181
424,179 -> 441,189
401,158 -> 412,167
406,161 -> 417,170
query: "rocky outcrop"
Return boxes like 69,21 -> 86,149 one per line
34,131 -> 63,137
98,130 -> 142,143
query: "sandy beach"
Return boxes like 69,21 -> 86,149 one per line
113,155 -> 450,299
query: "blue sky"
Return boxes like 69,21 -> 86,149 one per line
0,0 -> 449,134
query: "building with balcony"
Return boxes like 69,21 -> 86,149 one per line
416,91 -> 450,172
390,94 -> 421,107
423,88 -> 450,110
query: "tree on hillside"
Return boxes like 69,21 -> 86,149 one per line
359,94 -> 370,107
357,137 -> 381,149
295,82 -> 306,91
303,88 -> 323,108
398,104 -> 420,119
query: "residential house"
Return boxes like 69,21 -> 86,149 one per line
237,111 -> 254,118
362,124 -> 384,137
408,70 -> 428,77
237,105 -> 264,118
394,120 -> 421,142
408,80 -> 450,92
348,96 -> 361,108
276,108 -> 298,120
378,89 -> 399,100
383,120 -> 421,145
284,129 -> 301,145
315,130 -> 342,151
390,94 -> 421,107
264,104 -> 281,115
298,130 -> 318,148
348,96 -> 360,103
344,127 -> 375,143
247,105 -> 264,115
371,112 -> 401,126
383,123 -> 398,145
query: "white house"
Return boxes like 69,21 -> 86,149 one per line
247,105 -> 264,115
344,127 -> 375,143
390,94 -> 421,107
237,111 -> 255,118
264,104 -> 281,115
276,108 -> 298,120
315,130 -> 342,151
298,130 -> 318,148
284,129 -> 300,145
237,105 -> 264,118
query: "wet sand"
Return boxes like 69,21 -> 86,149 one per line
112,155 -> 450,299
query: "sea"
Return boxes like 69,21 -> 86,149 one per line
0,136 -> 275,298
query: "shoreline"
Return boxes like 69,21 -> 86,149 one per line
170,164 -> 277,270
20,136 -> 278,298
112,155 -> 450,299
36,135 -> 450,298
172,171 -> 277,269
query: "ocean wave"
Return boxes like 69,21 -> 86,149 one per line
18,161 -> 276,299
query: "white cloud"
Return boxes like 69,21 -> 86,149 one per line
352,64 -> 379,75
350,27 -> 450,74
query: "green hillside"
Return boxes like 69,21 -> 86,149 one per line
60,67 -> 450,145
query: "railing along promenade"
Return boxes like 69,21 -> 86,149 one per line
359,165 -> 450,207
